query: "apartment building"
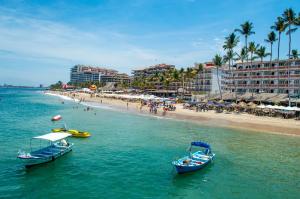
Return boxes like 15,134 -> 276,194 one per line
132,63 -> 175,79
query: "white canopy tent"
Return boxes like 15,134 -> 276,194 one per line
257,105 -> 300,111
33,133 -> 72,142
101,93 -> 171,102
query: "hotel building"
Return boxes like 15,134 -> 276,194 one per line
224,59 -> 300,95
193,62 -> 224,95
70,65 -> 129,84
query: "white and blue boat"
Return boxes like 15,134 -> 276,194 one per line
172,141 -> 215,174
17,133 -> 74,168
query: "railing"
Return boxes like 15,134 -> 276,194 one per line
225,74 -> 300,80
232,65 -> 300,72
225,84 -> 299,88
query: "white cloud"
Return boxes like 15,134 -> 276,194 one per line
0,7 -> 227,76
0,9 -> 164,71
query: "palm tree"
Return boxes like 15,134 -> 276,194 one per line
271,17 -> 285,61
291,49 -> 299,59
223,33 -> 240,50
171,69 -> 180,92
255,46 -> 271,93
194,63 -> 204,92
282,8 -> 299,59
223,33 -> 239,95
212,54 -> 223,99
282,8 -> 299,106
235,47 -> 247,64
265,31 -> 278,63
235,21 -> 255,62
255,46 -> 270,62
223,49 -> 237,98
185,67 -> 195,93
248,42 -> 259,95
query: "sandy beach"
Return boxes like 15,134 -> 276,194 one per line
47,91 -> 300,136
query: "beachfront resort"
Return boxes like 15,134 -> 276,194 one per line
48,8 -> 300,135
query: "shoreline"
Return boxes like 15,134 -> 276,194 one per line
45,91 -> 300,137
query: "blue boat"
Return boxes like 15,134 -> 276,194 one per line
172,141 -> 215,174
17,133 -> 74,168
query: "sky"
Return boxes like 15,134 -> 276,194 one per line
0,0 -> 299,86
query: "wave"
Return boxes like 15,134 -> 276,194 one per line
44,92 -> 176,121
80,101 -> 115,110
44,92 -> 79,102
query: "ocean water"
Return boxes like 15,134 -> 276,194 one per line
0,88 -> 299,199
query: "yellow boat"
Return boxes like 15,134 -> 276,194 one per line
52,128 -> 67,132
68,129 -> 91,138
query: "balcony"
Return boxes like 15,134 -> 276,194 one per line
225,84 -> 299,89
231,65 -> 300,72
225,74 -> 300,80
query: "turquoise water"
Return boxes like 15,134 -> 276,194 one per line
0,88 -> 299,199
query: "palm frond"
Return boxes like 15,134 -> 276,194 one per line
286,27 -> 298,35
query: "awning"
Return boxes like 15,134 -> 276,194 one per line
33,133 -> 72,142
191,141 -> 211,149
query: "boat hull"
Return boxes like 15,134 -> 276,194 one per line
68,130 -> 91,138
173,151 -> 215,174
174,159 -> 211,174
18,145 -> 73,168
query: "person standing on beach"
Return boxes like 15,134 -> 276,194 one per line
126,102 -> 129,110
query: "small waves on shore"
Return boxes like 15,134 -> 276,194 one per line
44,92 -> 79,102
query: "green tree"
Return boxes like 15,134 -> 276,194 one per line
291,49 -> 299,59
50,81 -> 63,90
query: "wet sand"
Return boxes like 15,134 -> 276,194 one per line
47,91 -> 300,136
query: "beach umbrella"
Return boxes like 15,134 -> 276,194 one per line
238,101 -> 247,107
207,101 -> 215,106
